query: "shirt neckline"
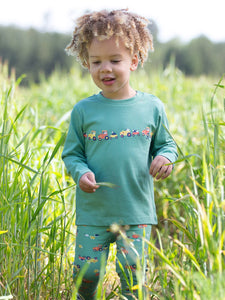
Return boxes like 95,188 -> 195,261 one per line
96,91 -> 141,105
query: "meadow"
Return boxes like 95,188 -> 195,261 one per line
0,60 -> 224,299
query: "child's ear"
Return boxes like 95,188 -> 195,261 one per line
130,54 -> 139,71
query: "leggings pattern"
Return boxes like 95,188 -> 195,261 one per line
74,224 -> 151,300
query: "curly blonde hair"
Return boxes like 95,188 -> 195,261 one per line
65,9 -> 154,68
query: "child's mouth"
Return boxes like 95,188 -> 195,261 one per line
102,77 -> 115,85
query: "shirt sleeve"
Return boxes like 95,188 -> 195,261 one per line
61,106 -> 91,184
150,103 -> 178,163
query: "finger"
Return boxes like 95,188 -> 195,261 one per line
155,166 -> 167,180
157,165 -> 173,180
151,164 -> 164,178
150,156 -> 172,178
87,173 -> 99,186
84,181 -> 99,192
86,174 -> 99,190
149,157 -> 165,177
80,183 -> 97,193
79,173 -> 99,193
149,162 -> 159,177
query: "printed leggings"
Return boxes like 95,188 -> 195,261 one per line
73,224 -> 151,300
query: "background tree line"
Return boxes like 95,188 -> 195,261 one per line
0,24 -> 225,85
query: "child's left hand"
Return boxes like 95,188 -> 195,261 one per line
149,155 -> 173,180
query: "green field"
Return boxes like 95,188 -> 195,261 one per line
0,61 -> 224,299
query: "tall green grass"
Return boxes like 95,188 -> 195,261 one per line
0,60 -> 224,299
0,62 -> 76,299
143,71 -> 225,299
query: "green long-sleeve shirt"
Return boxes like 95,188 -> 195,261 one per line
62,91 -> 178,225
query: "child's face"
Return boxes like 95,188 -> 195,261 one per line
87,37 -> 138,100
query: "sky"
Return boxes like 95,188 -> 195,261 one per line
0,0 -> 225,43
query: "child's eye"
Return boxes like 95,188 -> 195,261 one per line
111,60 -> 121,64
93,61 -> 100,65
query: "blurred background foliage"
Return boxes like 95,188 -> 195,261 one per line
0,20 -> 225,85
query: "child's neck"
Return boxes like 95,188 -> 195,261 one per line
101,88 -> 136,100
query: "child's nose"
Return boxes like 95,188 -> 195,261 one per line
100,61 -> 112,72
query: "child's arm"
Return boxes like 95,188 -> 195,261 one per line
149,101 -> 178,178
62,106 -> 96,191
149,155 -> 173,180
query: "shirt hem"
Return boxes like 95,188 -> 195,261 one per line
75,218 -> 158,226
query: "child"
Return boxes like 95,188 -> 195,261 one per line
62,9 -> 178,300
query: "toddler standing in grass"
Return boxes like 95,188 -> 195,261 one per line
62,9 -> 178,300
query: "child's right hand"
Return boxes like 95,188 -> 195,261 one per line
79,172 -> 99,193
